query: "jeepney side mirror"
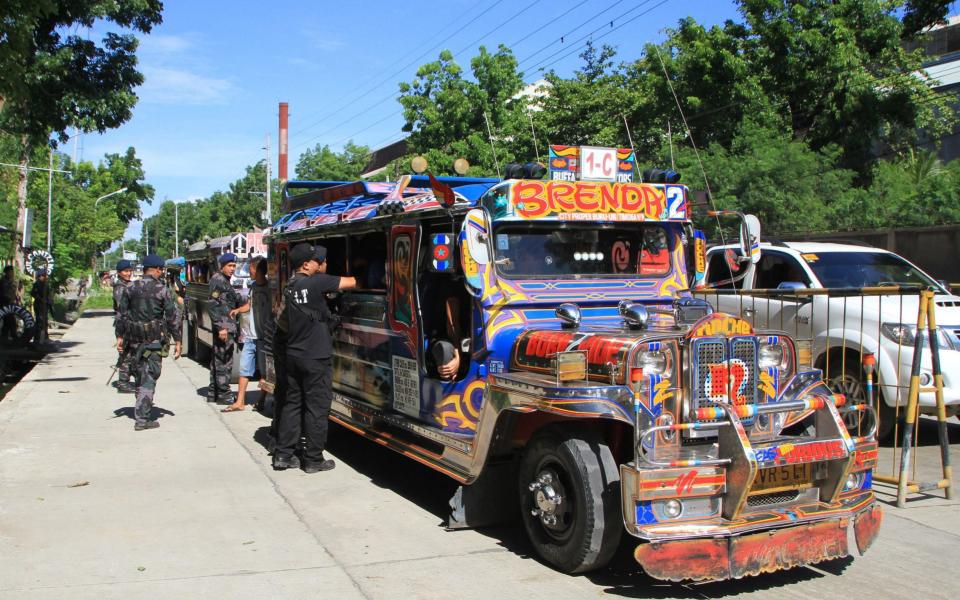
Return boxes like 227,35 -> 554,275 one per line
691,228 -> 707,289
459,209 -> 491,297
461,209 -> 491,265
741,214 -> 762,265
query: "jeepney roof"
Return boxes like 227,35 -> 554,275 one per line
272,176 -> 499,237
164,257 -> 185,268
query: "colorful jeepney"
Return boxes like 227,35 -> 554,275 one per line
264,146 -> 881,580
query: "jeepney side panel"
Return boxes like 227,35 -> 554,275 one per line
388,224 -> 421,418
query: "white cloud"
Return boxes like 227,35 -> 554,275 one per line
139,34 -> 194,57
135,33 -> 234,105
138,65 -> 234,105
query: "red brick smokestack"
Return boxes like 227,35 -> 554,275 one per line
279,102 -> 289,182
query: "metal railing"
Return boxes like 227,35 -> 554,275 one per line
694,285 -> 955,486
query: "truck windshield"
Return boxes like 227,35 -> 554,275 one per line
494,224 -> 672,279
804,251 -> 941,290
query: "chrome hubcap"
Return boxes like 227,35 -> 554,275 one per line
528,470 -> 566,530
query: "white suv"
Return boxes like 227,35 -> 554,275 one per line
701,241 -> 960,437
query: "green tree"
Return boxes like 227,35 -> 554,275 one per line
0,0 -> 163,269
295,142 -> 370,181
737,0 -> 954,172
677,121 -> 860,236
398,45 -> 533,175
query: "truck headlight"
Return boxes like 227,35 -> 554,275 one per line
881,323 -> 951,349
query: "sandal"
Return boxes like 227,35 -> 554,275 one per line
221,405 -> 246,413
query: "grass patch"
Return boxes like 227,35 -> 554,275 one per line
81,288 -> 114,310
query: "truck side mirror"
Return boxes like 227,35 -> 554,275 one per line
692,229 -> 707,289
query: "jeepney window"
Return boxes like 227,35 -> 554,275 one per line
494,224 -> 673,279
479,182 -> 512,219
348,232 -> 387,291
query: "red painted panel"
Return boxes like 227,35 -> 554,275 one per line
854,504 -> 883,554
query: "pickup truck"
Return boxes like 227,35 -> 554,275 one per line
701,241 -> 960,438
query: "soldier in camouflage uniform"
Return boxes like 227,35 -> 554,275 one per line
112,259 -> 137,393
207,252 -> 244,404
116,254 -> 182,431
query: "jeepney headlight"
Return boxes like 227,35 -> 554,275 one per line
663,499 -> 683,519
759,338 -> 794,380
638,351 -> 667,375
759,343 -> 783,368
845,471 -> 866,492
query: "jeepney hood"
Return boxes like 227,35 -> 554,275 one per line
508,323 -> 679,385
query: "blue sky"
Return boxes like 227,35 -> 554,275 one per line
83,0 -> 746,240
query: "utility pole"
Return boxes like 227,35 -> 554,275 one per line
145,222 -> 149,255
264,134 -> 272,224
47,147 -> 53,252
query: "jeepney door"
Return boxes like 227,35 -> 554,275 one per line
388,223 -> 423,419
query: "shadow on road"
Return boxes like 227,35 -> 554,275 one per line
31,376 -> 89,382
112,406 -> 176,420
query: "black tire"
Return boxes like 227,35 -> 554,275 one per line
518,430 -> 622,574
827,356 -> 894,440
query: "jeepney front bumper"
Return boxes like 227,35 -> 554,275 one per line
631,500 -> 882,582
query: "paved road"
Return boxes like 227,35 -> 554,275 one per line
0,311 -> 958,599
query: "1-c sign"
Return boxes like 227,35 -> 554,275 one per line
579,146 -> 617,182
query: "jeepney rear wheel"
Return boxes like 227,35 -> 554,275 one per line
518,430 -> 621,574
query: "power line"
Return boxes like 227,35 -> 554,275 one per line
525,0 -> 670,76
292,0 -> 546,153
290,0 -> 509,139
515,0 -> 632,69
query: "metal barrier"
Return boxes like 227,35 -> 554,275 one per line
694,285 -> 957,497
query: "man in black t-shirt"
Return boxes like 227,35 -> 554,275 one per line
273,242 -> 356,473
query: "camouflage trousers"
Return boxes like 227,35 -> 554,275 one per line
133,344 -> 164,426
208,335 -> 235,402
117,346 -> 138,383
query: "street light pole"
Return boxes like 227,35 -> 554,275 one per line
47,148 -> 53,252
94,187 -> 128,210
175,201 -> 179,258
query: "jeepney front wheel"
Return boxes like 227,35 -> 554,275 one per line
518,430 -> 621,574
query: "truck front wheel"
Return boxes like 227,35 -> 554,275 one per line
518,430 -> 622,574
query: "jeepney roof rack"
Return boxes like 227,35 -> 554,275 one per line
281,176 -> 499,215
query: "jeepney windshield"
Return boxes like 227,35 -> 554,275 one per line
494,223 -> 672,279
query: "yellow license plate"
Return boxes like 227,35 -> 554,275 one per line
752,464 -> 813,493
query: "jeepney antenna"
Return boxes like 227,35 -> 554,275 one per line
621,113 -> 639,179
653,44 -> 739,292
528,110 -> 542,164
483,111 -> 502,179
652,43 -> 738,292
667,120 -> 676,171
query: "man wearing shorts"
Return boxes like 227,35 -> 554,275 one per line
222,259 -> 267,412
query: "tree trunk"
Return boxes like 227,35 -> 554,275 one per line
14,135 -> 30,272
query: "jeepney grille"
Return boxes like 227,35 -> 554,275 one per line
690,337 -> 759,427
747,490 -> 801,507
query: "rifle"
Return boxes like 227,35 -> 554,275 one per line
106,345 -> 124,386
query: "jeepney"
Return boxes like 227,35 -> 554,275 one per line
264,146 -> 881,580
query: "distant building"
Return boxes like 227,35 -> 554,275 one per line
906,15 -> 960,160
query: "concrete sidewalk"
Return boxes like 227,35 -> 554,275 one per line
1,311 -> 959,599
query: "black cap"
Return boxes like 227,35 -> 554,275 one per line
142,254 -> 164,269
290,243 -> 326,268
116,259 -> 133,271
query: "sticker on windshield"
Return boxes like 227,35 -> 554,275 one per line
497,235 -> 510,250
801,253 -> 819,263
